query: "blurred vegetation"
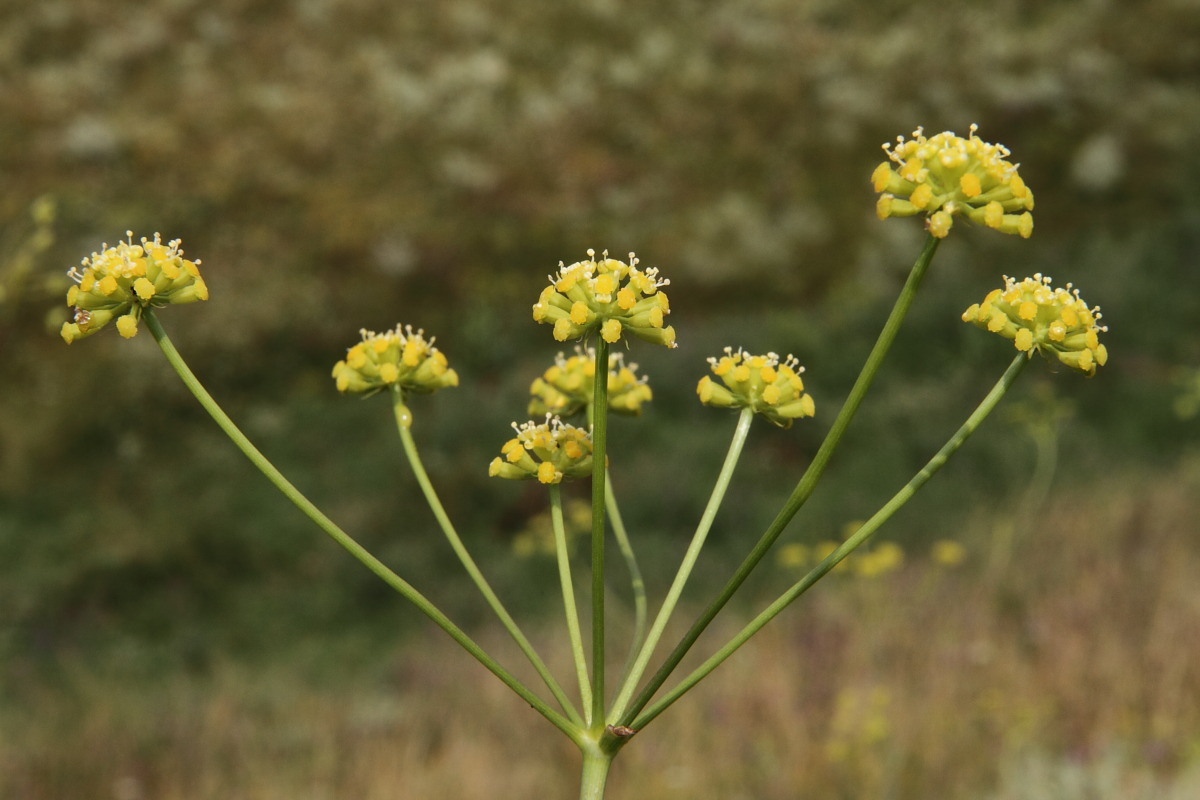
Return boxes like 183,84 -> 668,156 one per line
2,0 -> 1199,796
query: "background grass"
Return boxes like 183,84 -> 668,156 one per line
2,0 -> 1199,797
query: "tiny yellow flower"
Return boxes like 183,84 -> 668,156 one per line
488,415 -> 594,484
61,232 -> 208,343
331,325 -> 459,415
528,346 -> 653,419
532,250 -> 677,349
697,347 -> 815,428
962,274 -> 1108,376
872,125 -> 1034,239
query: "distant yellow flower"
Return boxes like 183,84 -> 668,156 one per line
528,346 -> 653,418
872,125 -> 1034,239
962,274 -> 1108,376
61,232 -> 208,343
488,415 -> 594,484
697,347 -> 815,428
931,539 -> 967,567
532,250 -> 676,348
853,541 -> 905,578
331,325 -> 459,420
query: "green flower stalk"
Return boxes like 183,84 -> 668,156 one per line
963,273 -> 1109,376
532,250 -> 677,348
873,125 -> 1034,239
61,232 -> 208,342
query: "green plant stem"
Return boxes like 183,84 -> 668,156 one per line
142,309 -> 580,744
578,741 -> 614,800
391,385 -> 582,726
551,484 -> 593,718
588,337 -> 611,730
608,406 -> 754,722
616,233 -> 941,728
631,351 -> 1029,730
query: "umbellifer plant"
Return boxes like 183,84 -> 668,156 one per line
61,126 -> 1106,798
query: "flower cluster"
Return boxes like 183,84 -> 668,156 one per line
331,325 -> 459,411
61,232 -> 208,343
488,416 -> 594,484
532,250 -> 676,348
872,125 -> 1034,239
528,346 -> 653,418
962,274 -> 1108,376
697,348 -> 815,428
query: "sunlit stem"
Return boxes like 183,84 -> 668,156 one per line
589,337 -> 611,730
616,233 -> 941,728
142,309 -> 579,744
630,351 -> 1029,730
550,483 -> 593,719
608,406 -> 754,722
390,385 -> 582,727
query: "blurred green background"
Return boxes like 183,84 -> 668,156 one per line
2,0 -> 1199,797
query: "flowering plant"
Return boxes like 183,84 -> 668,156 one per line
61,127 -> 1106,798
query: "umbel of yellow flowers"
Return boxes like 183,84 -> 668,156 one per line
872,125 -> 1034,239
963,273 -> 1108,376
331,324 -> 459,398
488,415 -> 594,485
528,346 -> 653,419
61,232 -> 208,343
532,250 -> 676,348
697,348 -> 816,428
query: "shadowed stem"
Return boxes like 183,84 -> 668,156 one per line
616,233 -> 942,728
391,385 -> 582,726
607,473 -> 648,694
142,309 -> 580,744
630,351 -> 1030,730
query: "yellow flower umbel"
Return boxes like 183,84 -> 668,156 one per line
962,274 -> 1108,376
872,125 -> 1034,239
61,232 -> 208,343
696,348 -> 815,428
331,325 -> 459,423
488,415 -> 595,485
528,346 -> 653,418
531,249 -> 676,348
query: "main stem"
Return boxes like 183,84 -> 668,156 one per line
630,352 -> 1029,730
589,337 -> 611,729
142,310 -> 579,743
617,233 -> 941,728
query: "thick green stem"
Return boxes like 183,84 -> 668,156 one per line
616,233 -> 941,728
391,385 -> 582,726
578,742 -> 614,800
142,310 -> 579,743
630,352 -> 1029,730
589,338 -> 611,730
551,484 -> 593,717
608,406 -> 754,722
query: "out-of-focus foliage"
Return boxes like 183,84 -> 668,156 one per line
1,0 -> 1198,726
